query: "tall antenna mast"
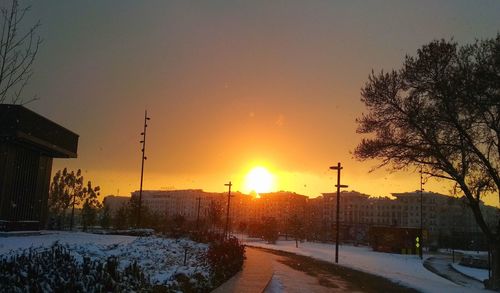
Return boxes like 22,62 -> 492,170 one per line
138,110 -> 151,227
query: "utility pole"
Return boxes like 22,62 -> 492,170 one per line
330,162 -> 348,264
224,181 -> 232,239
419,166 -> 424,259
137,110 -> 150,227
196,196 -> 201,230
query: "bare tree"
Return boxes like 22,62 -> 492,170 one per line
0,0 -> 41,104
355,35 -> 500,289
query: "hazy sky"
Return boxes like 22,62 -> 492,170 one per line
18,0 -> 500,204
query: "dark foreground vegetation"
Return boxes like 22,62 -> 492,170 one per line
0,244 -> 149,292
0,235 -> 245,293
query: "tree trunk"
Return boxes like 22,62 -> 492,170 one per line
486,241 -> 500,290
70,198 -> 75,231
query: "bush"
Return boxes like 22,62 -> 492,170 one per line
168,272 -> 211,293
207,236 -> 245,286
0,243 -> 150,292
262,217 -> 279,244
0,238 -> 243,292
190,230 -> 222,244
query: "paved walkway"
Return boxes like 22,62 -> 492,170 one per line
212,247 -> 273,293
262,252 -> 354,292
214,246 -> 415,292
214,246 -> 490,292
423,256 -> 486,290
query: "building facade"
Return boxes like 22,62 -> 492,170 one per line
102,195 -> 130,216
0,105 -> 78,231
104,187 -> 498,248
129,189 -> 226,221
307,190 -> 498,247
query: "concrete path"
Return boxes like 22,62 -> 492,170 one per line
262,253 -> 354,293
212,247 -> 273,293
216,246 -> 492,292
213,246 -> 369,292
423,256 -> 486,290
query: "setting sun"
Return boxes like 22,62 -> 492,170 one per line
244,166 -> 274,194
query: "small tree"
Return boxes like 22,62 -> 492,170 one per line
81,181 -> 101,231
262,217 -> 278,244
0,0 -> 42,104
288,214 -> 304,248
208,200 -> 223,233
48,168 -> 85,230
99,204 -> 111,230
238,221 -> 247,233
128,195 -> 152,228
48,169 -> 100,231
170,214 -> 186,237
355,35 -> 500,288
142,210 -> 163,231
247,220 -> 263,238
48,169 -> 71,228
113,205 -> 129,230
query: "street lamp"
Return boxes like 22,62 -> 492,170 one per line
330,162 -> 348,263
419,167 -> 424,259
224,181 -> 233,240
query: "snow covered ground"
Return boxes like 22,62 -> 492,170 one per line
0,231 -> 210,286
452,263 -> 489,283
241,237 -> 489,293
1,232 -> 491,292
438,248 -> 489,282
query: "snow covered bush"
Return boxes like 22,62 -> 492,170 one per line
0,243 -> 150,292
207,236 -> 245,285
0,233 -> 245,292
190,230 -> 223,244
167,272 -> 212,292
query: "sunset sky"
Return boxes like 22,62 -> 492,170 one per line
20,1 -> 500,205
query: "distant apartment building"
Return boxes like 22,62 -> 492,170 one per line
306,191 -> 375,241
130,189 -> 226,221
306,190 -> 498,246
103,195 -> 130,215
124,190 -> 308,233
392,191 -> 497,245
105,187 -> 497,248
249,191 -> 308,231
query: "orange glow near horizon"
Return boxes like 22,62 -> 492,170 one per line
244,166 -> 275,194
38,1 -> 500,209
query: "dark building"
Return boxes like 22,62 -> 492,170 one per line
0,105 -> 78,231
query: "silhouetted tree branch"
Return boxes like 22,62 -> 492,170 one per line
0,0 -> 41,104
355,35 -> 500,289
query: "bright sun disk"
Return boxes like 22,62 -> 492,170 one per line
244,166 -> 274,194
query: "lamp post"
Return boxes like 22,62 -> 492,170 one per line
196,196 -> 201,231
419,167 -> 424,259
224,181 -> 233,239
330,162 -> 348,263
137,110 -> 150,227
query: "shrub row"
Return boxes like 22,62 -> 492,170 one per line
0,244 -> 149,292
0,236 -> 245,292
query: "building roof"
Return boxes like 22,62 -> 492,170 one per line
0,104 -> 78,158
